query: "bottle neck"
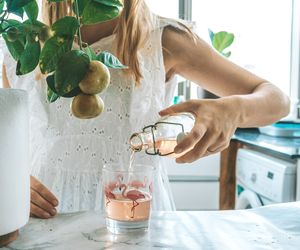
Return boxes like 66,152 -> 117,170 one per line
129,132 -> 154,152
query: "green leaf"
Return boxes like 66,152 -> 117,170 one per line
73,0 -> 89,16
54,50 -> 90,96
85,46 -> 97,60
97,51 -> 127,69
24,0 -> 38,21
47,87 -> 60,103
93,0 -> 123,8
47,73 -> 82,98
2,33 -> 25,60
11,8 -> 24,18
51,16 -> 79,37
39,36 -> 73,74
5,0 -> 34,12
0,1 -> 5,13
82,1 -> 120,25
212,31 -> 234,55
62,87 -> 82,97
17,39 -> 40,75
46,75 -> 60,103
208,29 -> 214,44
23,19 -> 46,34
222,51 -> 231,58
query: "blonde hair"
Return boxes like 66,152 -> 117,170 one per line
42,0 -> 152,84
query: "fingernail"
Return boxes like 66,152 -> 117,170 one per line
53,200 -> 58,206
43,212 -> 51,218
51,209 -> 57,215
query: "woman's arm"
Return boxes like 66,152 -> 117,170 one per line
162,27 -> 290,125
2,65 -> 11,88
161,27 -> 290,163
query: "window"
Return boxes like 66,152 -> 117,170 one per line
191,0 -> 293,97
146,0 -> 179,18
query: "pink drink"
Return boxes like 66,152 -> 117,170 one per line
105,193 -> 151,221
156,139 -> 191,157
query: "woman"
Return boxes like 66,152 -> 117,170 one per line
2,0 -> 289,219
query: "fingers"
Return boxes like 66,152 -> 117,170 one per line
31,176 -> 58,206
30,176 -> 59,219
159,102 -> 192,116
174,124 -> 206,154
30,203 -> 52,219
207,141 -> 229,153
176,132 -> 219,163
31,189 -> 57,217
203,143 -> 230,157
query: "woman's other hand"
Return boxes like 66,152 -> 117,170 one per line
159,98 -> 239,163
30,176 -> 59,219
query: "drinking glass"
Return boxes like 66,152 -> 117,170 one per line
102,163 -> 155,234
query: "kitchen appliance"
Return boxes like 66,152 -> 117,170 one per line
235,148 -> 296,209
0,89 -> 30,246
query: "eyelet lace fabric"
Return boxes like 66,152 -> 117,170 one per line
2,17 -> 184,213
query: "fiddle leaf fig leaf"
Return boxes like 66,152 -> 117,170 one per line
212,31 -> 234,55
97,51 -> 128,69
54,50 -> 90,96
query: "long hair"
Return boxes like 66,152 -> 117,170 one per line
42,0 -> 152,84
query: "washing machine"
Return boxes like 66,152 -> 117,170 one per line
236,148 -> 297,209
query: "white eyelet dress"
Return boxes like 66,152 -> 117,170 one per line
3,17 -> 180,212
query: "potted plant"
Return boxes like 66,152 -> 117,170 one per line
1,0 -> 126,118
0,0 -> 124,246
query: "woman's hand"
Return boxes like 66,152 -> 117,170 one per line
159,98 -> 240,163
30,176 -> 59,219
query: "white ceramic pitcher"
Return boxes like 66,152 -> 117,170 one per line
0,89 -> 30,245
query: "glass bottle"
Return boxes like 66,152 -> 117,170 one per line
129,112 -> 195,157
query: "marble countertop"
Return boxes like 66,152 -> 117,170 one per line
3,202 -> 300,250
233,128 -> 300,159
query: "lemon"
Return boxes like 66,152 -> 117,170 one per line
71,94 -> 104,119
79,60 -> 110,95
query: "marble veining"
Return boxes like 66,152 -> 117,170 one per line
3,202 -> 300,249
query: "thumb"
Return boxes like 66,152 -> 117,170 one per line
159,102 -> 191,116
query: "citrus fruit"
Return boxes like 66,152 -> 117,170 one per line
71,94 -> 104,119
79,60 -> 110,95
